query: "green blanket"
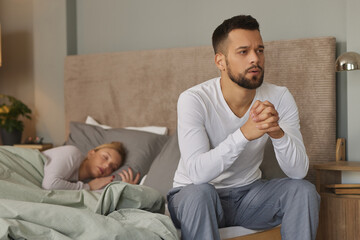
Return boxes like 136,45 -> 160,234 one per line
0,146 -> 179,240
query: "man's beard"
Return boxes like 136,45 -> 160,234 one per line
226,60 -> 264,90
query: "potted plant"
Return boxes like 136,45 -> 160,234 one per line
0,94 -> 32,145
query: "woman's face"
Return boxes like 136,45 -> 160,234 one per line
87,148 -> 122,178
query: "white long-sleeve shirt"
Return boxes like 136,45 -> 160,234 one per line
42,145 -> 90,190
173,77 -> 309,189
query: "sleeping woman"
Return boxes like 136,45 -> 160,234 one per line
42,142 -> 140,191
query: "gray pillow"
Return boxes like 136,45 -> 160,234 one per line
143,133 -> 180,198
66,122 -> 169,181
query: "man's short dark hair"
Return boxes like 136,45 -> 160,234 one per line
212,15 -> 260,55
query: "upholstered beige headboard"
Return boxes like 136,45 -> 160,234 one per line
64,36 -> 336,183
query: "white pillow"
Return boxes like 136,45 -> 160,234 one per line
85,116 -> 112,129
139,174 -> 147,185
85,116 -> 168,135
125,126 -> 168,135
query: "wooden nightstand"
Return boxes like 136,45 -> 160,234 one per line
314,161 -> 360,240
13,143 -> 53,151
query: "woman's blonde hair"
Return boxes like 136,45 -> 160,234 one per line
94,142 -> 126,163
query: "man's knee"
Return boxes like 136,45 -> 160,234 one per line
169,183 -> 217,205
170,183 -> 220,214
168,184 -> 220,225
286,179 -> 320,203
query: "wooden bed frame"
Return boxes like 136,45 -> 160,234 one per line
64,36 -> 336,239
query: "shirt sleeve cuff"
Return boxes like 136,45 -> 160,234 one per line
270,132 -> 290,147
233,128 -> 250,145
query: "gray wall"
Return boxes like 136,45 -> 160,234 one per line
33,0 -> 67,147
77,0 -> 347,53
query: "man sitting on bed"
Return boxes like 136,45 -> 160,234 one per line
167,15 -> 320,240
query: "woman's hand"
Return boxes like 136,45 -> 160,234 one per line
88,175 -> 114,190
118,168 -> 140,184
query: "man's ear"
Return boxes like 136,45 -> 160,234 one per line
215,53 -> 225,71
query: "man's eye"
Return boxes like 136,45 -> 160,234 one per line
257,49 -> 264,53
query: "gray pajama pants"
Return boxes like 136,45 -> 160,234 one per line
167,178 -> 320,240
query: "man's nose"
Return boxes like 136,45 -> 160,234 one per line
249,50 -> 260,65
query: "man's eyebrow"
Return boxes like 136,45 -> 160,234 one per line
235,45 -> 265,50
236,46 -> 248,50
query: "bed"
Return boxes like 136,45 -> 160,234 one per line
0,36 -> 336,240
0,145 -> 178,239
